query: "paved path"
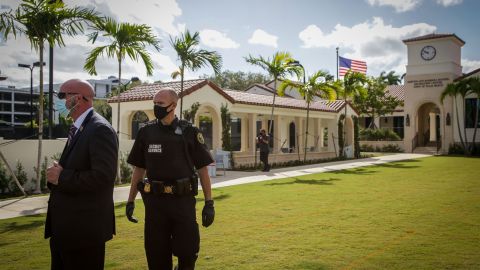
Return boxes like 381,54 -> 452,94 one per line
0,153 -> 430,220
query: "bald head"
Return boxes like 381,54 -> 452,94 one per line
59,79 -> 95,120
60,79 -> 94,100
153,88 -> 178,124
153,88 -> 178,105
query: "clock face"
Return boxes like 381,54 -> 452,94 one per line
421,45 -> 436,61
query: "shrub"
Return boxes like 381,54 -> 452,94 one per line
0,161 -> 12,194
119,151 -> 132,183
10,161 -> 28,194
360,128 -> 401,141
382,144 -> 403,153
448,143 -> 465,155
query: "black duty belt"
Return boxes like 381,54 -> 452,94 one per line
138,176 -> 198,196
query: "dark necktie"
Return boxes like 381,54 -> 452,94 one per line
67,125 -> 78,146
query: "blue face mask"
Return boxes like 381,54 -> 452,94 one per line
54,99 -> 70,118
55,98 -> 78,118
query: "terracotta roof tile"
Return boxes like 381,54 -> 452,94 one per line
107,79 -> 207,103
454,67 -> 480,81
108,79 -> 347,113
402,33 -> 465,45
224,90 -> 345,112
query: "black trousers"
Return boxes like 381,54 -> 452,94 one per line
50,238 -> 105,270
142,194 -> 200,270
260,151 -> 269,170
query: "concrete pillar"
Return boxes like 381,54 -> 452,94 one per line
240,115 -> 248,152
248,113 -> 257,155
273,115 -> 280,153
295,117 -> 303,154
429,112 -> 436,142
313,118 -> 319,150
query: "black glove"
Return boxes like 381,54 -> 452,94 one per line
202,200 -> 215,227
126,201 -> 138,223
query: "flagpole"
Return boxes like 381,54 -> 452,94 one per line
336,47 -> 339,80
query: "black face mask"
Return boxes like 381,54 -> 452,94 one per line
154,104 -> 172,120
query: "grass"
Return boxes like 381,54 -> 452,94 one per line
0,156 -> 479,269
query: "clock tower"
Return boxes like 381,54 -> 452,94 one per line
402,33 -> 465,153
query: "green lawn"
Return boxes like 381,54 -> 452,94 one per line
1,156 -> 479,269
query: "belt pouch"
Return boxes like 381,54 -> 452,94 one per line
190,175 -> 198,196
176,178 -> 190,196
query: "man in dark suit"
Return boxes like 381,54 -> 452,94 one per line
45,79 -> 118,270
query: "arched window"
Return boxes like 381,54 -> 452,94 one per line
131,111 -> 149,139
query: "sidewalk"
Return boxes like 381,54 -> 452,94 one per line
0,153 -> 430,220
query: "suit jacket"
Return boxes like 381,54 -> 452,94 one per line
45,111 -> 118,249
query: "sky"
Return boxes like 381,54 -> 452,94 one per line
0,0 -> 479,88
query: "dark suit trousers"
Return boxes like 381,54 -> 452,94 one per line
50,238 -> 105,270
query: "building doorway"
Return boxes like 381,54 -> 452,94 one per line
416,102 -> 441,147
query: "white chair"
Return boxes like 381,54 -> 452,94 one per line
215,153 -> 226,176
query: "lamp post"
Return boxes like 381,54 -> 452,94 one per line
18,61 -> 46,134
111,77 -> 139,137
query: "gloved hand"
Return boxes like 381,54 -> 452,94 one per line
126,201 -> 138,223
202,200 -> 215,227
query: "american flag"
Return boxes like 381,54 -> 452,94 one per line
338,56 -> 367,76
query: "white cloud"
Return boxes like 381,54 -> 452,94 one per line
199,29 -> 240,49
436,0 -> 462,7
299,17 -> 436,76
248,29 -> 278,48
461,59 -> 480,74
0,0 -> 183,86
366,0 -> 421,12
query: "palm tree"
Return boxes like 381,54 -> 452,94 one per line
441,79 -> 471,154
170,30 -> 222,119
279,70 -> 338,161
339,70 -> 367,153
84,17 -> 161,137
0,0 -> 101,193
245,52 -> 301,135
379,70 -> 402,85
467,77 -> 480,153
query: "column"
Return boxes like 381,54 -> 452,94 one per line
429,112 -> 436,142
273,115 -> 280,153
240,115 -> 248,152
248,113 -> 257,155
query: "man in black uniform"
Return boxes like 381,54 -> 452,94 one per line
125,88 -> 215,270
257,129 -> 270,172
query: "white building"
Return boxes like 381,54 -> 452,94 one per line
88,76 -> 129,99
108,79 -> 357,166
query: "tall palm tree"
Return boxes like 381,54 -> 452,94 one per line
170,30 -> 222,119
340,70 -> 367,147
84,17 -> 161,137
279,70 -> 338,161
441,79 -> 471,154
379,70 -> 402,85
0,0 -> 101,193
245,52 -> 301,134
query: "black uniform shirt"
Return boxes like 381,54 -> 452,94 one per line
127,118 -> 213,181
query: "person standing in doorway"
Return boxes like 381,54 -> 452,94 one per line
45,79 -> 118,270
257,129 -> 270,172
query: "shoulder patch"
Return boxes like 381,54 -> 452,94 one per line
197,132 -> 205,144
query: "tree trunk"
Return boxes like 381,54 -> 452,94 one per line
454,95 -> 466,151
35,42 -> 45,194
304,101 -> 310,162
180,66 -> 184,119
462,95 -> 469,154
116,55 -> 122,184
116,56 -> 122,137
268,77 -> 277,135
471,97 -> 479,154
